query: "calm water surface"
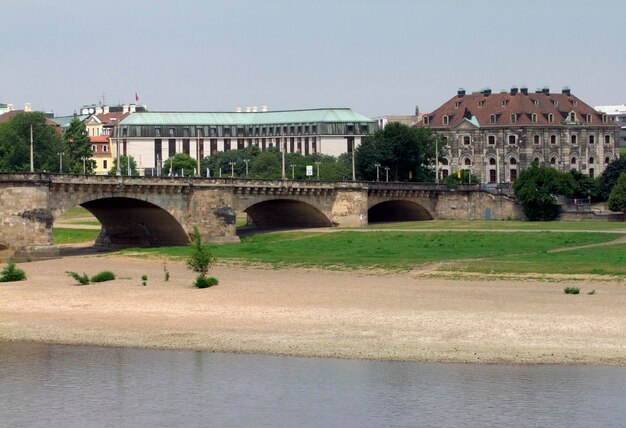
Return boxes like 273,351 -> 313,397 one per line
1,342 -> 625,427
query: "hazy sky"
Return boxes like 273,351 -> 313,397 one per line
1,0 -> 625,117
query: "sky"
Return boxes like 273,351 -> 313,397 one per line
1,0 -> 625,118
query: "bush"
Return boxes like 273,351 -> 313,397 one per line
0,259 -> 26,282
187,226 -> 215,277
141,275 -> 148,286
66,271 -> 90,285
564,287 -> 580,295
195,275 -> 219,289
607,172 -> 626,215
90,271 -> 116,283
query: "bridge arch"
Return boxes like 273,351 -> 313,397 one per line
241,199 -> 333,228
57,197 -> 190,247
368,200 -> 434,223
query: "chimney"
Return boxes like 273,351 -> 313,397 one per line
541,87 -> 550,94
130,104 -> 136,113
122,104 -> 129,114
481,88 -> 491,96
261,105 -> 268,112
103,105 -> 109,114
562,87 -> 571,96
520,87 -> 528,95
457,88 -> 466,97
24,103 -> 32,112
510,87 -> 518,95
245,106 -> 251,113
251,106 -> 258,112
7,103 -> 13,111
236,107 -> 242,112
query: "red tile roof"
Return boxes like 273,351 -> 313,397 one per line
89,136 -> 109,143
95,112 -> 129,127
422,89 -> 619,128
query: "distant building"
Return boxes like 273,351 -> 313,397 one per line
420,87 -> 621,183
111,108 -> 376,176
376,106 -> 425,129
89,136 -> 113,175
594,104 -> 626,148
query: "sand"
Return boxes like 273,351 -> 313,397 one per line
1,255 -> 625,365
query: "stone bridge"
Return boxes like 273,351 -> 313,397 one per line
0,174 -> 521,261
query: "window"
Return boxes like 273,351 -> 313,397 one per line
155,127 -> 161,137
605,157 -> 610,164
183,128 -> 189,137
224,139 -> 231,151
510,158 -> 517,165
501,100 -> 508,107
488,135 -> 496,145
508,135 -> 516,145
169,128 -> 175,137
553,100 -> 559,107
571,157 -> 577,165
531,113 -> 537,123
489,158 -> 496,165
548,113 -> 554,123
571,135 -> 577,145
551,157 -> 556,165
572,101 -> 577,107
454,101 -> 461,108
534,157 -> 540,163
91,145 -> 96,152
510,169 -> 517,181
569,112 -> 576,122
423,116 -> 430,125
586,114 -> 592,123
589,135 -> 595,144
589,168 -> 595,178
443,115 -> 450,125
478,101 -> 484,108
602,114 -> 608,123
490,114 -> 496,124
605,135 -> 611,145
510,114 -> 517,123
103,160 -> 108,169
533,135 -> 540,144
589,157 -> 594,164
464,158 -> 471,166
550,135 -> 557,144
489,169 -> 497,182
533,99 -> 539,106
102,145 -> 108,152
463,135 -> 471,145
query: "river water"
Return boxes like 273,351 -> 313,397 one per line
1,342 -> 625,427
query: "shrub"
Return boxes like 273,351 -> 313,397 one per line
141,275 -> 148,286
564,287 -> 580,295
187,226 -> 215,277
195,275 -> 219,289
66,271 -> 90,285
0,259 -> 26,282
90,271 -> 116,283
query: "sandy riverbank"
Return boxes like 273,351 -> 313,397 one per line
1,255 -> 625,365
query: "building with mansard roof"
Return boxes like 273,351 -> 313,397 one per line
111,107 -> 376,176
420,87 -> 621,184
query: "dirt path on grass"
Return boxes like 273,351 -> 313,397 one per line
2,255 -> 625,365
548,234 -> 626,253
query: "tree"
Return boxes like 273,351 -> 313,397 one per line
565,169 -> 599,201
65,117 -> 95,174
513,162 -> 575,221
164,153 -> 197,176
0,112 -> 65,172
109,155 -> 139,176
607,172 -> 626,217
249,148 -> 282,179
355,122 -> 435,181
187,226 -> 215,279
443,169 -> 480,187
599,158 -> 626,200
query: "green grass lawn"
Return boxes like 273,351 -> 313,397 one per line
119,230 -> 623,274
368,220 -> 626,231
53,228 -> 101,244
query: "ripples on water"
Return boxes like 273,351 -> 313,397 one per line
1,342 -> 625,427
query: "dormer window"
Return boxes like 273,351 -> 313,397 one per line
572,101 -> 577,107
533,99 -> 539,106
510,114 -> 517,123
548,113 -> 554,123
478,101 -> 485,108
602,114 -> 608,123
454,102 -> 461,108
501,100 -> 508,107
490,114 -> 496,124
569,112 -> 576,122
586,114 -> 592,123
155,127 -> 161,137
553,100 -> 559,107
531,113 -> 537,123
443,115 -> 450,125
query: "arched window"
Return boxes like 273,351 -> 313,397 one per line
571,135 -> 577,145
589,157 -> 594,164
490,114 -> 496,124
464,158 -> 471,166
605,135 -> 611,145
588,135 -> 595,144
534,157 -> 540,163
510,158 -> 517,165
550,135 -> 557,144
463,136 -> 471,145
531,113 -> 537,123
510,113 -> 517,123
571,157 -> 577,165
550,157 -> 556,165
548,113 -> 554,123
605,157 -> 610,164
423,116 -> 430,125
441,158 -> 449,165
443,115 -> 449,125
489,158 -> 496,165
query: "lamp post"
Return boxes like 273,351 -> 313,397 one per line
30,124 -> 34,173
281,138 -> 286,180
58,152 -> 63,174
315,161 -> 321,179
243,158 -> 250,177
384,166 -> 390,182
290,164 -> 296,179
435,136 -> 439,184
351,142 -> 356,181
81,156 -> 86,174
375,162 -> 381,182
229,161 -> 236,178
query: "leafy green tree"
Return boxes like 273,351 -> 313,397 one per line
163,153 -> 197,176
607,172 -> 626,216
355,122 -> 435,181
249,148 -> 282,179
64,117 -> 95,174
443,169 -> 480,187
599,158 -> 626,200
565,169 -> 599,200
513,162 -> 575,221
109,155 -> 139,176
187,226 -> 215,278
0,112 -> 65,172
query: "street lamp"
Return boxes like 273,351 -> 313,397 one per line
30,124 -> 34,173
290,164 -> 296,179
229,161 -> 236,178
243,158 -> 250,177
281,139 -> 286,180
384,166 -> 390,182
375,162 -> 381,182
58,152 -> 63,174
81,156 -> 86,174
314,161 -> 321,179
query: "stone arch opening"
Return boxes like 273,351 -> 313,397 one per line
243,199 -> 333,229
368,200 -> 433,223
64,197 -> 189,247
